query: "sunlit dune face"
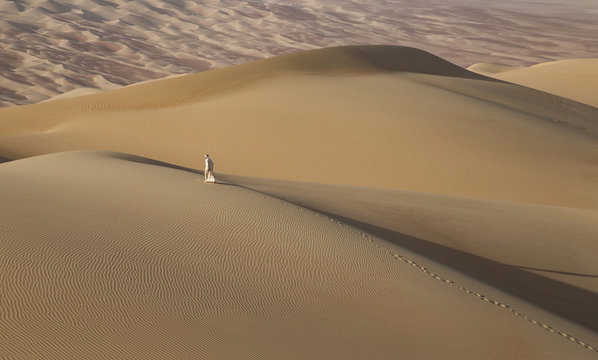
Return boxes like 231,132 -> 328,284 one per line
1,0 -> 596,106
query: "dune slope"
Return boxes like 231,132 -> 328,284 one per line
1,46 -> 597,357
222,174 -> 598,332
1,150 -> 596,359
469,59 -> 598,108
0,46 -> 597,210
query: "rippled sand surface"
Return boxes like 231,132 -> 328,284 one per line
1,0 -> 597,106
1,151 -> 596,359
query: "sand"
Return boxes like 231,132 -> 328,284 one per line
1,46 -> 597,358
469,59 -> 598,108
222,175 -> 598,331
2,0 -> 597,106
1,46 -> 597,209
1,150 -> 596,359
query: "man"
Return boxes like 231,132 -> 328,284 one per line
204,154 -> 215,182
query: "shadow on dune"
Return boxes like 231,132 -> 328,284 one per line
214,173 -> 598,332
257,45 -> 500,82
511,266 -> 598,278
108,152 -> 240,187
0,157 -> 12,164
314,210 -> 598,333
348,46 -> 500,82
110,153 -> 204,175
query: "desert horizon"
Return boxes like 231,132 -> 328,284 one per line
1,1 -> 597,359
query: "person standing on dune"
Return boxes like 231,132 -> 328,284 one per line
204,154 -> 215,183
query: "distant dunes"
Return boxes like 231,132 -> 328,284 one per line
2,0 -> 597,106
1,46 -> 597,358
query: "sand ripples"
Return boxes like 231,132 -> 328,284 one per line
1,151 -> 596,358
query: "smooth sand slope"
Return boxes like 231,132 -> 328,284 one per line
0,150 -> 596,359
469,59 -> 598,108
1,46 -> 598,357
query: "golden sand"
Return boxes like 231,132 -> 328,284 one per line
469,59 -> 598,108
1,46 -> 597,358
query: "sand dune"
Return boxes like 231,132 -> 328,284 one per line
1,46 -> 597,209
1,150 -> 596,358
1,46 -> 597,357
469,59 -> 598,108
2,0 -> 597,106
222,175 -> 598,332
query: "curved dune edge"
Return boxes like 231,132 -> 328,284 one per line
468,59 -> 598,108
0,151 -> 596,359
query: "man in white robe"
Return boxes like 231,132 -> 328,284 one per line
204,154 -> 215,182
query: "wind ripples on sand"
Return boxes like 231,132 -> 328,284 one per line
1,151 -> 595,359
0,151 -> 399,357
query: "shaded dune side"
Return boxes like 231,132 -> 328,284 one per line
244,45 -> 490,78
468,63 -> 526,74
403,73 -> 598,136
0,151 -> 595,359
221,175 -> 598,333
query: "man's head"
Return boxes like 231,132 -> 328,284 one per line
205,154 -> 209,158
